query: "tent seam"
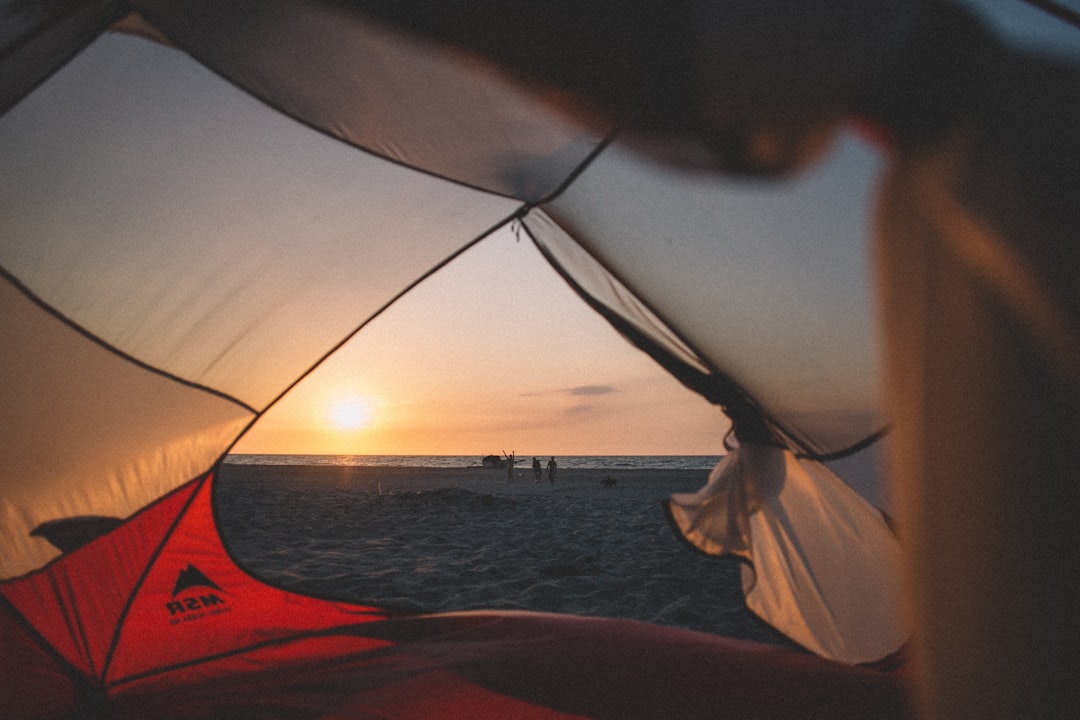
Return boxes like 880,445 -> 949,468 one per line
100,473 -> 210,684
0,592 -> 95,690
219,206 -> 526,458
0,267 -> 258,414
124,5 -> 571,204
103,621 -> 387,691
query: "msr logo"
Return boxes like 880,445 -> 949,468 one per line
172,564 -> 223,597
165,564 -> 232,624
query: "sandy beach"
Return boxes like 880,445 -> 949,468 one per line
215,462 -> 795,647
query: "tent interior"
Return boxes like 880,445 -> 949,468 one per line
2,1 -> 1079,718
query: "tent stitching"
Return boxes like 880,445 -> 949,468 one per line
104,620 -> 389,690
794,427 -> 890,463
100,472 -> 210,684
531,129 -> 619,205
213,207 -> 528,471
526,223 -> 725,402
0,593 -> 100,707
0,267 -> 259,414
120,7 -> 582,204
525,222 -> 873,459
0,592 -> 87,679
60,566 -> 98,678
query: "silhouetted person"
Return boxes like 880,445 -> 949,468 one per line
504,451 -> 515,482
533,457 -> 542,483
547,457 -> 557,484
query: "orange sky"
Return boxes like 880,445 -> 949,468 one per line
233,228 -> 731,457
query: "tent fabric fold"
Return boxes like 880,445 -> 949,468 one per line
666,444 -> 904,665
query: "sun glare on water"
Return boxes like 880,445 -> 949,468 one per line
327,394 -> 375,432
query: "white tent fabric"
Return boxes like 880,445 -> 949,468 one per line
1,279 -> 253,576
667,444 -> 903,664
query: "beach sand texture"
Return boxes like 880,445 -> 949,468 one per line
216,463 -> 794,646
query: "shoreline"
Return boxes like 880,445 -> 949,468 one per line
217,463 -> 711,491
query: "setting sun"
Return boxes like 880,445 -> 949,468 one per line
232,232 -> 729,457
327,394 -> 375,432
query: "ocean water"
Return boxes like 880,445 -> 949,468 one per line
224,454 -> 723,471
215,457 -> 794,647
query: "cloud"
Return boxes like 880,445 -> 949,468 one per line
518,384 -> 617,399
567,385 -> 615,396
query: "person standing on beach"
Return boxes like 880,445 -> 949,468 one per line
532,457 -> 542,483
504,451 -> 515,482
547,457 -> 557,484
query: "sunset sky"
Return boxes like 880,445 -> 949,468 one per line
232,226 -> 731,457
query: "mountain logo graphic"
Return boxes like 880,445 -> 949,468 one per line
165,564 -> 233,621
172,563 -> 224,597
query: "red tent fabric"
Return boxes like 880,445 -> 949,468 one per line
1,472 -> 908,719
1,474 -> 387,689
